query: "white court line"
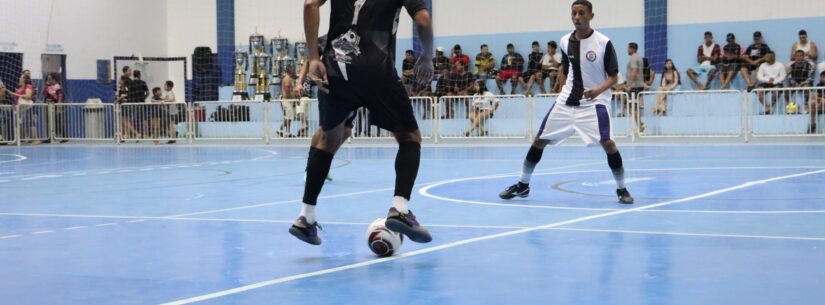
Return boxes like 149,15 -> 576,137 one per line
157,168 -> 825,305
127,219 -> 146,223
0,235 -> 21,239
31,230 -> 54,235
0,154 -> 27,164
548,227 -> 825,241
95,223 -> 117,227
418,166 -> 825,213
64,226 -> 87,230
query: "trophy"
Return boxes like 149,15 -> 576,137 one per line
249,33 -> 266,55
294,41 -> 308,68
232,49 -> 249,98
270,37 -> 290,85
251,52 -> 272,98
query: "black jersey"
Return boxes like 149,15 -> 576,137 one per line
323,0 -> 428,80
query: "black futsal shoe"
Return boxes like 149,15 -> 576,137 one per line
288,216 -> 322,245
617,188 -> 635,204
386,208 -> 432,243
499,182 -> 530,200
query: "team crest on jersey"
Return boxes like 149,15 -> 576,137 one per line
586,50 -> 597,62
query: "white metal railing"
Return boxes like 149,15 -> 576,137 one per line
18,104 -> 50,143
268,98 -> 320,141
190,101 -> 266,141
0,105 -> 15,144
636,90 -> 744,138
118,102 -> 185,143
748,87 -> 825,136
53,103 -> 117,141
3,90 -> 824,145
437,95 -> 528,139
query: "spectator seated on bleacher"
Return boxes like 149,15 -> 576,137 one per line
756,51 -> 786,114
808,71 -> 825,133
687,31 -> 721,90
496,43 -> 526,95
741,31 -> 772,91
475,44 -> 496,80
719,33 -> 743,90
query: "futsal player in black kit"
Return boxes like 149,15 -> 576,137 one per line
290,0 -> 435,245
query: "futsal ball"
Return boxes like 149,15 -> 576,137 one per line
786,102 -> 798,114
365,218 -> 403,257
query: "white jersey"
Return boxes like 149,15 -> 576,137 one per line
557,30 -> 619,107
471,92 -> 498,110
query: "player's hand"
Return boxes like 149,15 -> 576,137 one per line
413,57 -> 434,87
307,59 -> 328,94
583,89 -> 600,99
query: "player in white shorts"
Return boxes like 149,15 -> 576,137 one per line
499,0 -> 634,204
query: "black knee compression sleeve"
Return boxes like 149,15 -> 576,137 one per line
303,148 -> 334,205
607,151 -> 623,170
394,141 -> 421,200
526,145 -> 544,164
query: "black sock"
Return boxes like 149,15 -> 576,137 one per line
305,147 -> 318,172
302,148 -> 334,205
394,141 -> 421,200
519,146 -> 544,184
607,151 -> 626,189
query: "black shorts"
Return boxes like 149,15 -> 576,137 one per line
758,83 -> 782,89
318,75 -> 418,133
719,62 -> 741,73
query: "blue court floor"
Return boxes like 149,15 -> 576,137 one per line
1,144 -> 824,305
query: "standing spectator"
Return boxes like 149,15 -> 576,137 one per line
130,70 -> 150,138
807,71 -> 825,133
6,72 -> 39,145
149,87 -> 165,145
687,31 -> 721,90
0,78 -> 9,143
401,49 -> 417,92
654,59 -> 681,116
475,44 -> 496,80
741,31 -> 772,91
719,33 -> 743,90
523,41 -> 546,96
626,42 -> 646,133
496,43 -> 526,95
277,65 -> 300,137
432,46 -> 451,78
43,73 -> 68,143
444,61 -> 475,119
116,75 -> 139,141
162,80 -> 178,144
791,30 -> 818,63
541,41 -> 563,93
756,51 -> 786,114
450,44 -> 470,72
465,81 -> 499,137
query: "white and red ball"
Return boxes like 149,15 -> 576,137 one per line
365,218 -> 404,257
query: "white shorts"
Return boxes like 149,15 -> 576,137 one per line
281,101 -> 297,120
536,102 -> 613,146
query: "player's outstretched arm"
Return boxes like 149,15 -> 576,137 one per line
411,9 -> 434,85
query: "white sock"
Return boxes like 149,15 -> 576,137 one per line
613,168 -> 626,189
300,203 -> 316,224
392,196 -> 409,214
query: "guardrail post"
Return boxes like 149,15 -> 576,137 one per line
263,101 -> 271,144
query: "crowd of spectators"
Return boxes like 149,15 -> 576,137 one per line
398,29 -> 825,132
115,66 -> 179,144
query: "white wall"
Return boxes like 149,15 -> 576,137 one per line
167,0 -> 218,79
669,0 -> 825,25
234,0 -> 331,46
0,0 -> 169,79
433,0 -> 645,37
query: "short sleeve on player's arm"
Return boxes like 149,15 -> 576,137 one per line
561,50 -> 570,75
403,0 -> 428,16
604,41 -> 619,76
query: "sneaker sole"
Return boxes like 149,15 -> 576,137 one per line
289,227 -> 322,245
618,198 -> 635,204
385,218 -> 432,243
